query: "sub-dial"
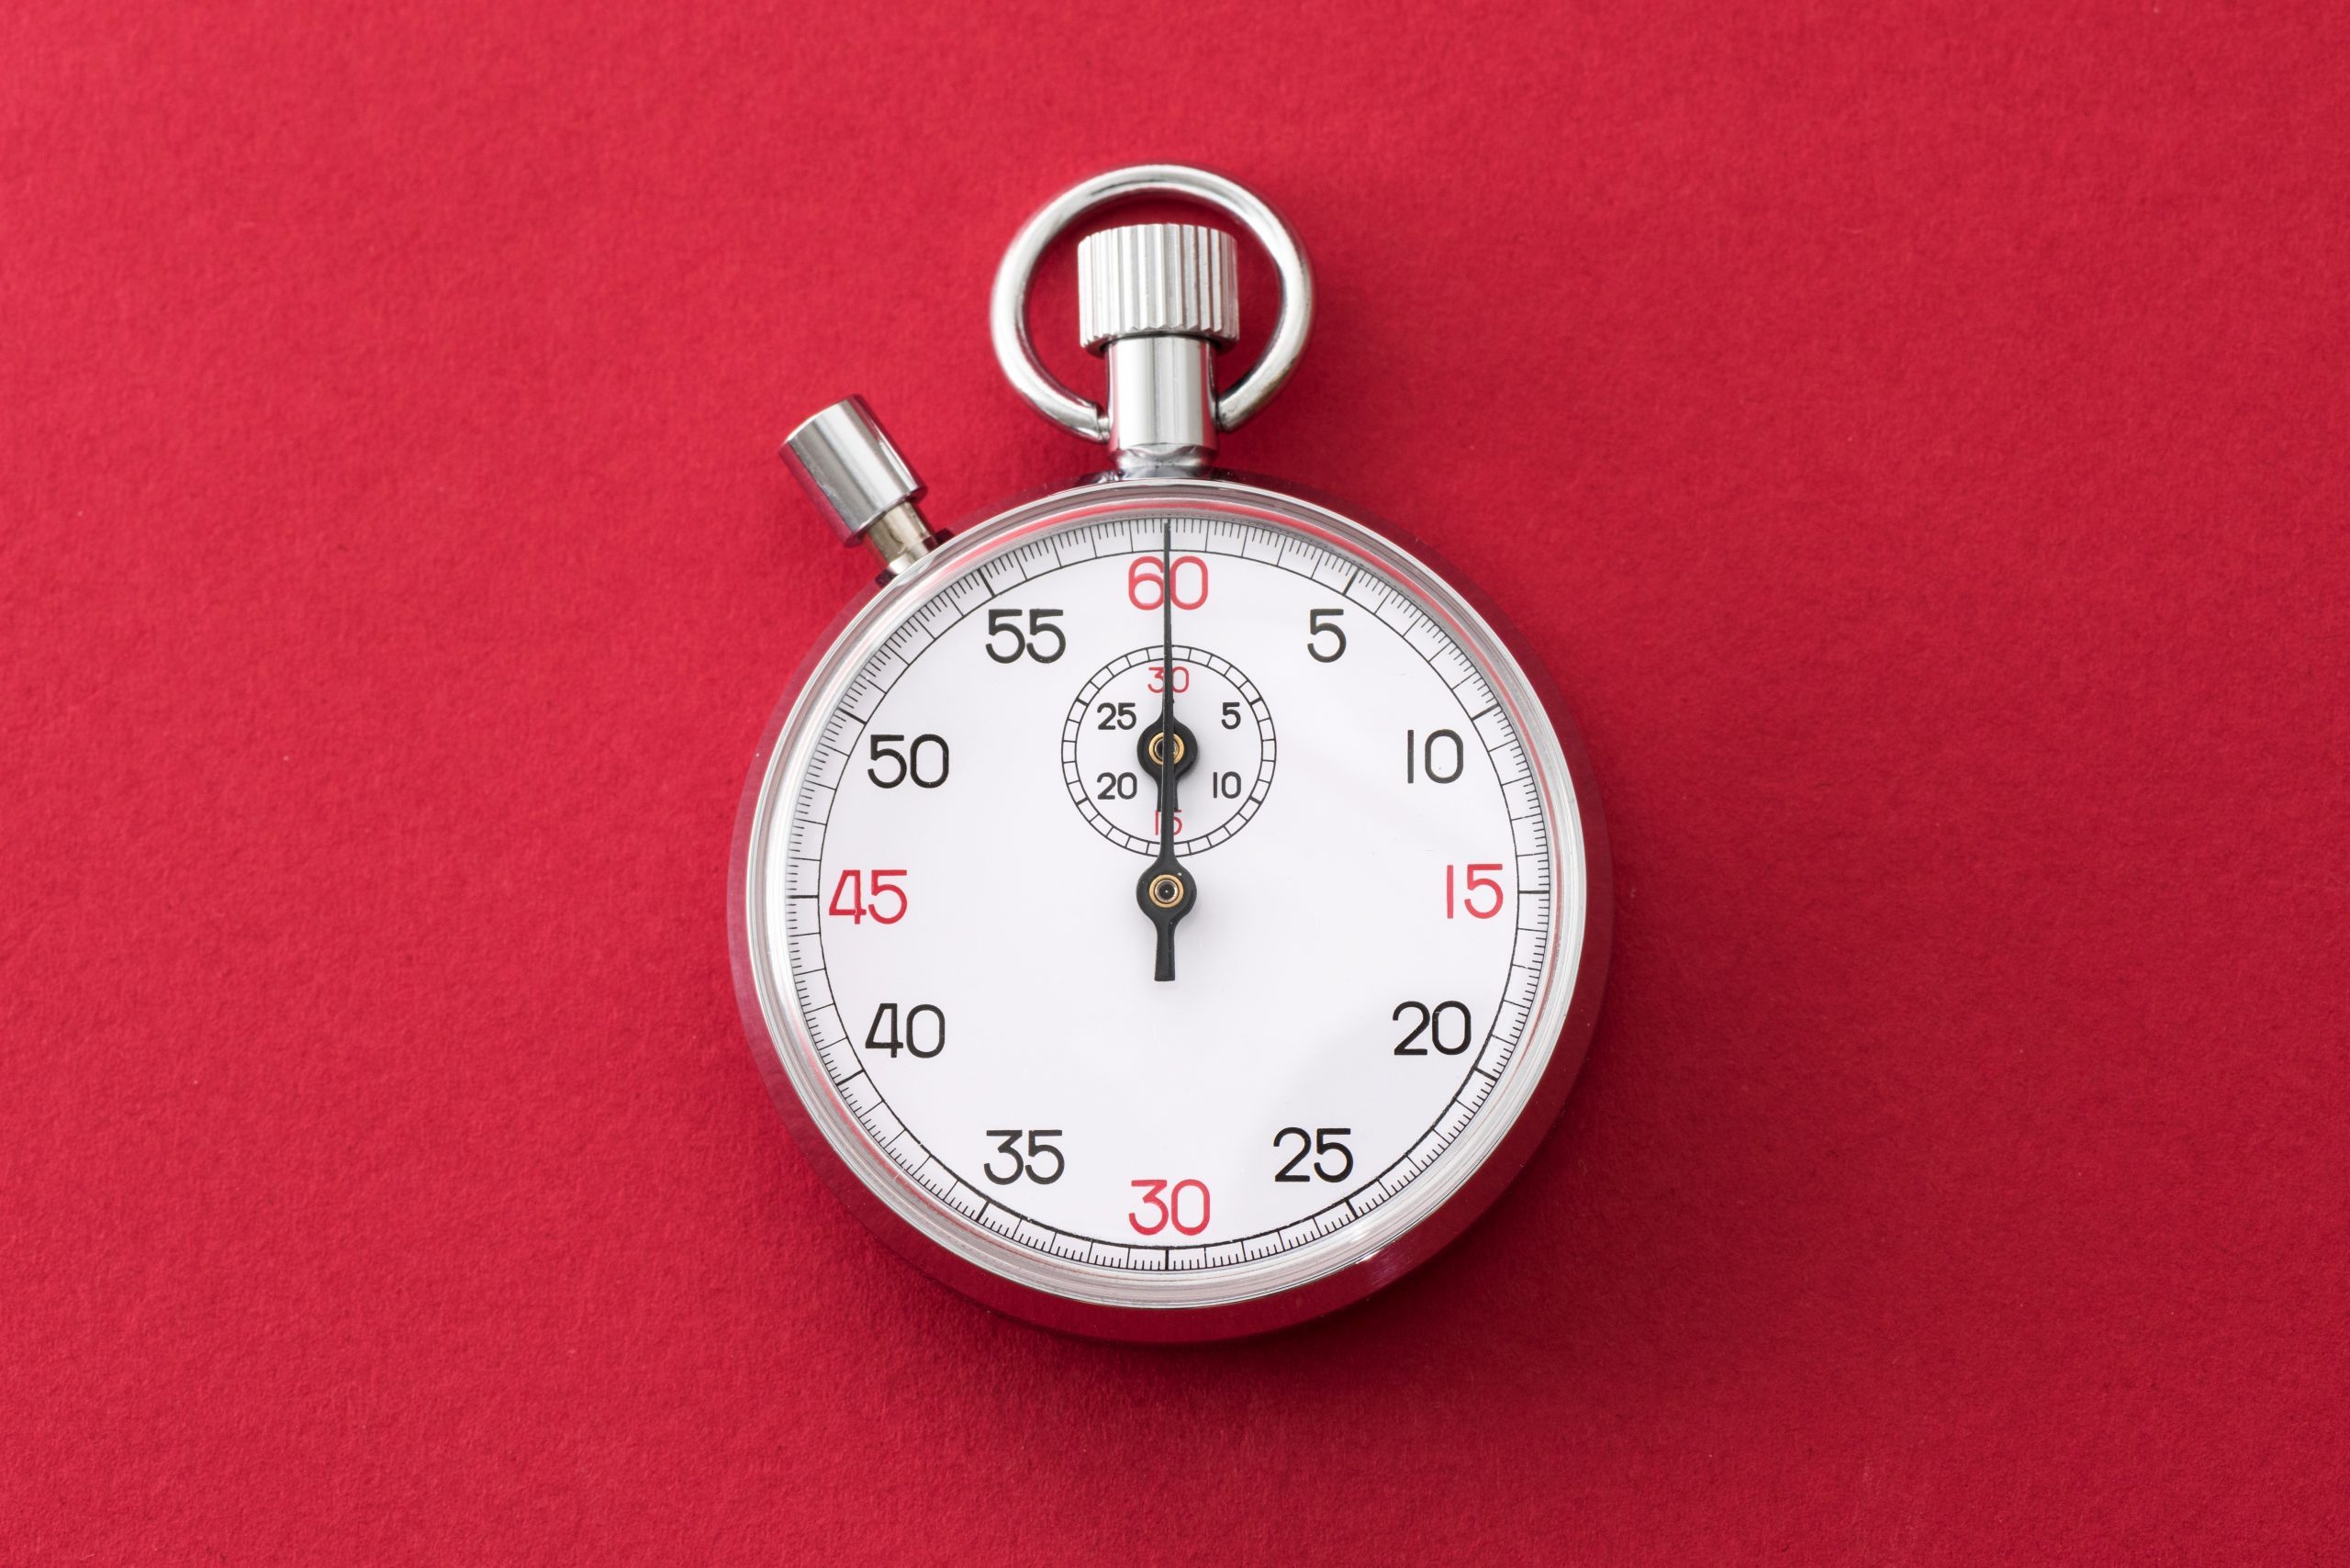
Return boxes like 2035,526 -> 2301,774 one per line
1062,645 -> 1275,855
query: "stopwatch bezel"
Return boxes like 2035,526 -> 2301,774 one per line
730,472 -> 1612,1341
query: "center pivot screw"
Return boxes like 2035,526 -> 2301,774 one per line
1138,717 -> 1199,789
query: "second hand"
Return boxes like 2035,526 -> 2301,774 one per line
1136,518 -> 1196,981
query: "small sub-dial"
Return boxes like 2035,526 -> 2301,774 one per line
1062,645 -> 1275,855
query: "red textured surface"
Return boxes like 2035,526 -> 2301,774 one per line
5,1 -> 2345,1560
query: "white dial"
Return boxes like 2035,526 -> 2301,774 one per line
738,484 -> 1596,1327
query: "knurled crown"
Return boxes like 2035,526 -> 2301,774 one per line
1077,223 -> 1240,353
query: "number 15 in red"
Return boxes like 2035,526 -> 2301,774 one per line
1445,863 -> 1505,920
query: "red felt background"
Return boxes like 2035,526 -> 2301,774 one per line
4,1 -> 2346,1561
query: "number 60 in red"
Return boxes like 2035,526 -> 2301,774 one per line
1128,554 -> 1209,610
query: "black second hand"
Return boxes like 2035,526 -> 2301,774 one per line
1136,517 -> 1195,980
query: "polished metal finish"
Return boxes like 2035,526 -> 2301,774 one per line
1077,224 -> 1238,352
990,164 -> 1314,445
1080,223 -> 1237,474
1103,334 -> 1218,473
859,501 -> 934,577
782,397 -> 934,574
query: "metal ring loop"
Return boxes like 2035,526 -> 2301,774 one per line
990,164 -> 1315,442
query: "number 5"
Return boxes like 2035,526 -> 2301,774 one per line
1306,608 -> 1348,662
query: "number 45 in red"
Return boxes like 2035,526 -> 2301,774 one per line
829,868 -> 907,924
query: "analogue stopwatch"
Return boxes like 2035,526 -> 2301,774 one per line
731,165 -> 1610,1340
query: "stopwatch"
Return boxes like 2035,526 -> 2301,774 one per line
731,166 -> 1610,1340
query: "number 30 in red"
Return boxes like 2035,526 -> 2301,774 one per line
1128,1178 -> 1211,1236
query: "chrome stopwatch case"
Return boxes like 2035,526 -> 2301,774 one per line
731,166 -> 1610,1340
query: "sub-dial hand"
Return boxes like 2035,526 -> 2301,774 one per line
1136,715 -> 1199,814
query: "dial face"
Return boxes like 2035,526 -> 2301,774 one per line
741,487 -> 1591,1316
